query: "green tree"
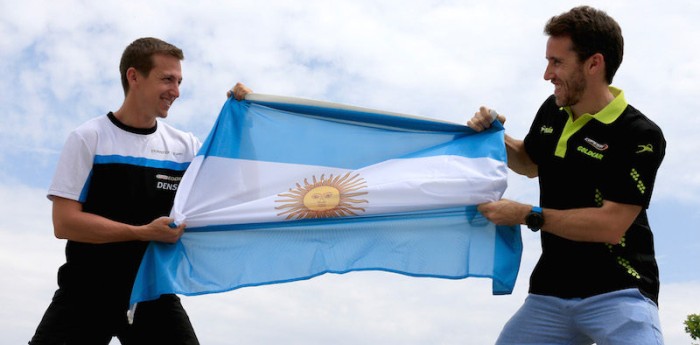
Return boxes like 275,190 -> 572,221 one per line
686,314 -> 700,344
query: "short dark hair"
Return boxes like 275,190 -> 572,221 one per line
119,37 -> 184,95
544,6 -> 623,84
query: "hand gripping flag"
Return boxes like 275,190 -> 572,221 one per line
129,94 -> 522,308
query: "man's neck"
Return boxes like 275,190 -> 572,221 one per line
570,85 -> 615,120
113,100 -> 157,129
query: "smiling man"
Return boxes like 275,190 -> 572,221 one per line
30,37 -> 202,344
468,6 -> 666,345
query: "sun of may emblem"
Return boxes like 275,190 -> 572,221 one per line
275,172 -> 369,220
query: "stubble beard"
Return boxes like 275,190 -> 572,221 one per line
555,68 -> 586,107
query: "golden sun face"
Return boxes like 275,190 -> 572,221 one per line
303,186 -> 340,211
275,172 -> 369,220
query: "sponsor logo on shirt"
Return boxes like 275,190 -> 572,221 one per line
151,148 -> 185,156
540,126 -> 554,134
156,174 -> 182,191
584,137 -> 609,151
577,146 -> 604,160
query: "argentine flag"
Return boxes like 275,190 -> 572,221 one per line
129,94 -> 522,307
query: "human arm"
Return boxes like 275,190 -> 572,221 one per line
477,198 -> 641,244
504,134 -> 538,178
52,196 -> 185,244
467,106 -> 538,178
226,82 -> 253,100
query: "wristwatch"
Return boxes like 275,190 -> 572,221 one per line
525,206 -> 544,232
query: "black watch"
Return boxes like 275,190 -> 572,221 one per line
525,206 -> 544,232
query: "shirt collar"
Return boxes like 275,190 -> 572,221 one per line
561,86 -> 627,124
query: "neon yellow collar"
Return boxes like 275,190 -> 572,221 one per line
561,86 -> 627,124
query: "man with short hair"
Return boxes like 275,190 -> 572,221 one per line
30,37 -> 248,345
468,6 -> 666,344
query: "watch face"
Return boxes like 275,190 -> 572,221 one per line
526,212 -> 544,230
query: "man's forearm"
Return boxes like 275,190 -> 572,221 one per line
541,201 -> 642,244
505,134 -> 538,178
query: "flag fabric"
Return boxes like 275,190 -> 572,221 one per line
129,95 -> 522,306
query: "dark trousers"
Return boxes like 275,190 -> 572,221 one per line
30,291 -> 199,345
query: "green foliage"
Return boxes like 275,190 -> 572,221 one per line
686,314 -> 700,342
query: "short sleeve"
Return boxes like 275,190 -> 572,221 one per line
524,96 -> 559,165
47,129 -> 96,202
602,124 -> 666,208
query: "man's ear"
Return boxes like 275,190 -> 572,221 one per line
126,67 -> 140,87
585,53 -> 606,77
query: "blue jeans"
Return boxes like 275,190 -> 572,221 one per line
496,288 -> 664,345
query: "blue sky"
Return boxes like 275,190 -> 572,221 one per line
1,0 -> 699,343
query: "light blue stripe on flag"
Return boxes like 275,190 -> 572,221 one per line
130,95 -> 522,306
200,100 -> 506,168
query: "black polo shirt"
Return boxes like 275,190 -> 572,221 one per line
523,87 -> 665,304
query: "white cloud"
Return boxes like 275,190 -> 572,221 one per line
0,184 -> 64,344
659,281 -> 700,343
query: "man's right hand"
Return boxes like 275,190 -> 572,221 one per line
137,217 -> 185,243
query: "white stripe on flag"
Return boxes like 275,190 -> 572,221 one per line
173,155 -> 508,229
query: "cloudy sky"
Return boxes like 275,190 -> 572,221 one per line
1,0 -> 699,343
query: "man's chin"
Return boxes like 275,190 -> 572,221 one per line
554,95 -> 574,107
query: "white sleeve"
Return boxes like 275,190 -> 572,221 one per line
47,129 -> 96,202
190,132 -> 203,156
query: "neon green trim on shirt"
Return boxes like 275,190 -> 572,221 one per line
555,87 -> 628,158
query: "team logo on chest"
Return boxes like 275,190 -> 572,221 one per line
636,144 -> 654,154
